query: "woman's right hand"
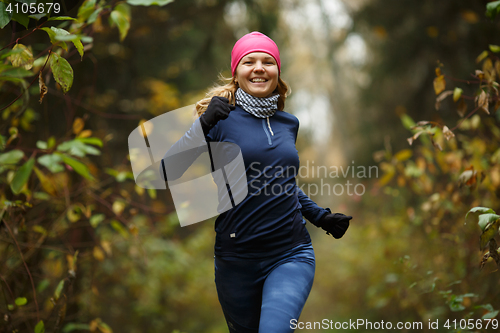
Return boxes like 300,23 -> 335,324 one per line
199,96 -> 235,136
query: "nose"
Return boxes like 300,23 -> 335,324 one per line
253,61 -> 264,72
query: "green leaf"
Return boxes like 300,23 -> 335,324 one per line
126,0 -> 175,6
47,136 -> 56,149
465,207 -> 496,224
475,304 -> 495,312
59,154 -> 94,180
36,141 -> 48,149
453,87 -> 463,102
77,137 -> 103,147
62,323 -> 91,332
7,304 -> 14,311
77,0 -> 97,23
90,214 -> 105,228
88,7 -> 103,24
28,13 -> 47,21
34,192 -> 51,200
47,31 -> 85,59
29,13 -> 48,21
41,27 -> 71,50
0,3 -> 13,29
37,154 -> 64,173
80,36 -> 93,43
483,310 -> 500,319
486,1 -> 500,19
111,219 -> 129,239
0,67 -> 33,78
0,150 -> 24,165
480,218 -> 500,250
110,4 -> 131,41
53,34 -> 79,42
50,53 -> 73,93
478,213 -> 500,231
54,279 -> 64,300
32,225 -> 47,235
57,139 -> 101,157
489,45 -> 500,53
12,12 -> 29,29
15,297 -> 27,306
73,38 -> 84,59
0,135 -> 6,151
35,320 -> 45,333
47,16 -> 77,22
36,279 -> 50,293
10,158 -> 34,194
400,114 -> 416,130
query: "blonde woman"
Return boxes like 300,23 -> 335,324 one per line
163,32 -> 352,333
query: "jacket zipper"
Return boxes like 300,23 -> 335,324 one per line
261,117 -> 273,145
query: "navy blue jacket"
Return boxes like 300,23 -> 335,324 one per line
206,106 -> 329,258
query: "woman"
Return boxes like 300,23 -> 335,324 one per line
164,32 -> 352,333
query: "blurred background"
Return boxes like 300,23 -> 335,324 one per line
1,0 -> 500,332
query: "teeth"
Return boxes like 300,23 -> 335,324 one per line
251,78 -> 266,82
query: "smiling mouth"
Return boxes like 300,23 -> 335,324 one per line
250,78 -> 268,83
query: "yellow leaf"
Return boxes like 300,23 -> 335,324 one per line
377,170 -> 394,187
39,73 -> 47,104
33,166 -> 57,196
66,204 -> 82,223
461,10 -> 479,23
101,241 -> 112,256
111,200 -> 126,215
394,149 -> 413,162
67,251 -> 79,273
476,50 -> 489,63
10,44 -> 34,70
78,129 -> 92,138
433,75 -> 446,95
90,319 -> 98,332
475,70 -> 485,80
72,117 -> 85,135
489,45 -> 500,53
93,246 -> 105,261
373,26 -> 387,39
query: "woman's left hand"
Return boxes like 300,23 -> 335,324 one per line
317,213 -> 352,239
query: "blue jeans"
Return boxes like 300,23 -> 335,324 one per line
214,243 -> 315,333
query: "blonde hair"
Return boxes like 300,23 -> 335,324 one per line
195,74 -> 290,117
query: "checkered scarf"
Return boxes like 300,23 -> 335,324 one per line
235,88 -> 278,118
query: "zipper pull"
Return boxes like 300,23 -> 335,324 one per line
267,116 -> 274,136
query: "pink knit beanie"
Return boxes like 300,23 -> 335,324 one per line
231,31 -> 281,76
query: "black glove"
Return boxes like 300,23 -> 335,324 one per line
316,213 -> 352,239
199,96 -> 235,136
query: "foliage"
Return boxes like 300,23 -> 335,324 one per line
1,0 -> 498,332
1,0 -> 284,331
355,3 -> 500,328
0,0 -> 185,332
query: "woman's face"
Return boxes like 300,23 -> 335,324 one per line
235,52 -> 279,98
